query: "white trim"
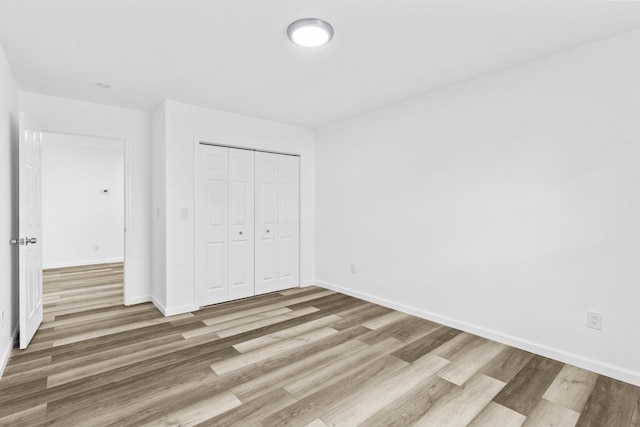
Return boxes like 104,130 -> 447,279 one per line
151,296 -> 167,315
124,295 -> 151,306
122,133 -> 133,304
38,129 -> 131,304
42,137 -> 124,152
192,135 -> 199,309
152,296 -> 198,317
314,280 -> 640,387
0,324 -> 19,380
43,258 -> 124,270
163,304 -> 199,317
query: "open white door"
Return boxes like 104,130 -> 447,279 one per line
14,112 -> 43,349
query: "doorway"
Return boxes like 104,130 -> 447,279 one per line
41,132 -> 126,312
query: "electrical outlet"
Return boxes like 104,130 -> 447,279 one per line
181,208 -> 189,219
350,263 -> 356,274
587,310 -> 602,330
1,310 -> 4,329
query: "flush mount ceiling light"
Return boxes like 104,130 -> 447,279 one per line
287,18 -> 334,48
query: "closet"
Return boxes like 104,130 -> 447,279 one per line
195,143 -> 300,306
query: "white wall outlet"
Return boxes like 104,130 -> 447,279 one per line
1,310 -> 4,329
350,263 -> 356,274
587,310 -> 602,330
181,208 -> 189,219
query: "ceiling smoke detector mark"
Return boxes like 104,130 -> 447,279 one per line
95,82 -> 112,89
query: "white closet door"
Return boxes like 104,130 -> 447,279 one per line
195,145 -> 229,306
255,152 -> 279,294
277,154 -> 300,290
228,148 -> 255,300
255,152 -> 299,294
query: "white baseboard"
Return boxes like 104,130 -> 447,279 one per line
125,295 -> 151,306
43,258 -> 124,269
151,296 -> 167,315
164,304 -> 199,316
315,280 -> 640,387
300,280 -> 316,288
151,296 -> 198,317
0,324 -> 19,380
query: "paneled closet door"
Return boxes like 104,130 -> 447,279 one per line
195,144 -> 229,306
277,154 -> 300,290
255,152 -> 299,294
196,145 -> 255,306
228,148 -> 255,300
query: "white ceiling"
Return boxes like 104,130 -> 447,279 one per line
1,1 -> 640,128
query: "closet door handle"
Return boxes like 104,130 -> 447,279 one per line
239,231 -> 243,235
266,230 -> 270,233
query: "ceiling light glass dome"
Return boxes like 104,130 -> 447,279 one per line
287,18 -> 334,47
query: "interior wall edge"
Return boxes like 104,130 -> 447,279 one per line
314,279 -> 640,387
0,323 -> 18,380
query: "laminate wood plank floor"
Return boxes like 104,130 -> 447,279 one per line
1,264 -> 638,426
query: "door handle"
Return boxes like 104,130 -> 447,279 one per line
9,238 -> 34,245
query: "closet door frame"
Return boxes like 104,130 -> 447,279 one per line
194,138 -> 301,308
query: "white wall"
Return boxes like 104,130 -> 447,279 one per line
315,29 -> 640,385
42,133 -> 124,268
20,92 -> 152,305
152,100 -> 314,315
0,42 -> 18,377
151,102 -> 167,309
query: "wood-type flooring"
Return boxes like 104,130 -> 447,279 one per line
0,263 -> 638,426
